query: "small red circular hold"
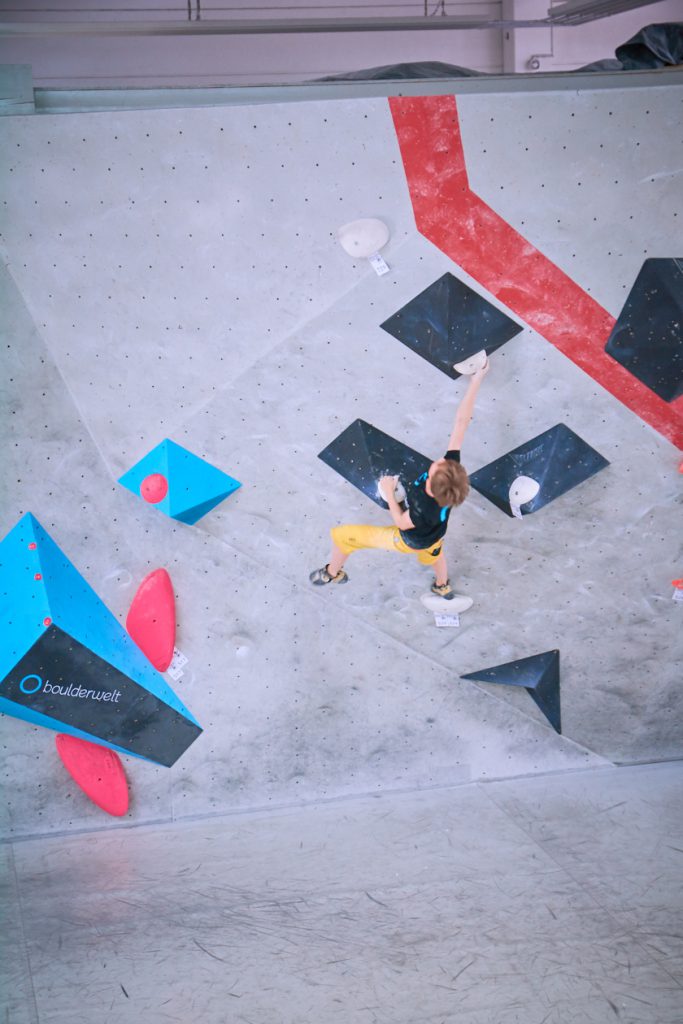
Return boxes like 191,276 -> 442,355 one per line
34,573 -> 42,581
672,579 -> 683,590
140,473 -> 168,504
28,542 -> 37,550
43,617 -> 52,626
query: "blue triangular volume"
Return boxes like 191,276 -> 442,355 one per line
469,424 -> 609,517
165,440 -> 241,523
118,439 -> 172,516
380,272 -> 523,379
462,650 -> 561,733
0,513 -> 202,766
0,514 -> 52,685
118,439 -> 241,524
318,419 -> 431,510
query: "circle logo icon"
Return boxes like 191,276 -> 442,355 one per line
19,674 -> 43,694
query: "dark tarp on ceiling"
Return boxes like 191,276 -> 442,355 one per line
316,23 -> 683,79
615,23 -> 683,69
316,60 -> 486,81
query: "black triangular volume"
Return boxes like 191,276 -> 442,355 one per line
605,258 -> 683,403
462,650 -> 561,734
462,650 -> 556,688
527,652 -> 561,734
1,625 -> 201,766
469,423 -> 609,517
380,272 -> 523,379
318,419 -> 431,509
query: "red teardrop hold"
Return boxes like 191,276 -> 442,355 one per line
56,734 -> 129,817
126,568 -> 176,672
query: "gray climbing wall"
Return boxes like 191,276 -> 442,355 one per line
1,85 -> 682,842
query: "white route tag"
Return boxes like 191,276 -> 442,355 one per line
167,647 -> 188,680
673,588 -> 683,603
434,614 -> 460,628
368,252 -> 390,276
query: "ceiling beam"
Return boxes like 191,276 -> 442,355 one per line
0,13 -> 587,36
0,0 -> 668,36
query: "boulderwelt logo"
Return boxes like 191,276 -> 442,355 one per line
19,674 -> 122,703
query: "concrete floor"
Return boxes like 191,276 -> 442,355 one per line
3,763 -> 682,1024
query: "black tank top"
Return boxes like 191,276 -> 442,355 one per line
399,450 -> 460,550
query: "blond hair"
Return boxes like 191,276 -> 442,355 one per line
430,462 -> 470,508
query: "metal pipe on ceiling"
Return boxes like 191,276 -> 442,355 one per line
0,0 -> 669,33
0,15 -> 545,33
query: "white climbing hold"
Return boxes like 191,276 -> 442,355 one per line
453,349 -> 488,375
378,477 -> 406,504
509,475 -> 540,518
338,218 -> 389,259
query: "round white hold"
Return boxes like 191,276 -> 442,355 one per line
338,218 -> 390,259
378,478 -> 406,504
509,475 -> 540,518
420,592 -> 474,614
453,349 -> 488,375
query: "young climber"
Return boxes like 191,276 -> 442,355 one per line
310,359 -> 489,602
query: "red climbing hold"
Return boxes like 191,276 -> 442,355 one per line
126,568 -> 176,672
56,734 -> 129,817
141,472 -> 168,504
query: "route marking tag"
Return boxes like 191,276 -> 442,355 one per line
167,647 -> 188,680
434,614 -> 460,628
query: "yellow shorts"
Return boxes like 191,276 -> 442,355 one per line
330,524 -> 443,566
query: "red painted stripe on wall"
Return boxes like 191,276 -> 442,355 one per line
389,94 -> 683,450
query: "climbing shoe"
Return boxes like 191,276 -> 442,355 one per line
309,565 -> 349,586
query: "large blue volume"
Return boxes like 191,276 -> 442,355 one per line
0,513 -> 202,767
119,438 -> 241,524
